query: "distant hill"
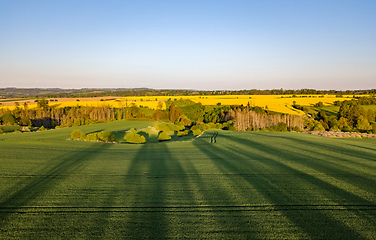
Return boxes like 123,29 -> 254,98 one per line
0,87 -> 374,98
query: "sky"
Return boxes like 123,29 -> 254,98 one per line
0,0 -> 375,90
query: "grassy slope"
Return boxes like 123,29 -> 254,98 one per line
0,121 -> 376,239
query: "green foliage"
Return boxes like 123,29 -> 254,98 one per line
19,116 -> 32,126
338,100 -> 365,126
177,130 -> 189,136
269,122 -> 288,132
180,102 -> 205,123
36,98 -> 49,109
0,127 -> 3,134
313,122 -> 325,131
221,121 -> 235,130
330,126 -> 341,132
292,126 -> 302,132
71,129 -> 84,140
303,117 -> 316,130
125,132 -> 146,144
158,131 -> 171,141
176,115 -> 191,126
371,123 -> 376,134
337,117 -> 350,130
342,125 -> 353,132
192,129 -> 202,136
207,122 -> 223,129
38,126 -> 47,131
314,101 -> 324,107
356,116 -> 372,132
1,113 -> 17,125
85,132 -> 100,141
97,131 -> 115,142
154,123 -> 184,132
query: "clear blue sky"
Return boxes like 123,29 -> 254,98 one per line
1,0 -> 375,90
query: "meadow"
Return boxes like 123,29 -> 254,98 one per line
0,120 -> 375,239
1,94 -> 357,115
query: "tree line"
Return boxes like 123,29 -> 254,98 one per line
2,88 -> 375,99
1,96 -> 376,134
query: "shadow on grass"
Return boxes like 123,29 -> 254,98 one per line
121,143 -> 170,239
253,132 -> 376,163
0,143 -> 112,224
193,133 -> 374,239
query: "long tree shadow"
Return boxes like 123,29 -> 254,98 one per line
121,143 -> 170,239
193,135 -> 374,239
222,133 -> 376,205
0,143 -> 112,225
245,133 -> 376,191
254,132 -> 376,163
177,150 -> 262,238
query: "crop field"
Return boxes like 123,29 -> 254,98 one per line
0,121 -> 375,239
1,94 -> 358,115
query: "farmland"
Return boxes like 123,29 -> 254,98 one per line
1,121 -> 375,239
0,94 -> 358,115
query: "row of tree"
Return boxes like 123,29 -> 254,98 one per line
2,88 -> 375,99
313,100 -> 376,133
2,96 -> 376,133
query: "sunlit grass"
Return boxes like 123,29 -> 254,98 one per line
0,121 -> 375,238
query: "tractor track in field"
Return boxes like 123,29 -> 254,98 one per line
1,204 -> 376,213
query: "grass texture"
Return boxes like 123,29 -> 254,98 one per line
0,121 -> 375,239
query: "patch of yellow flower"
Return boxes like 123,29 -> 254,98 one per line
190,95 -> 355,115
1,95 -> 359,115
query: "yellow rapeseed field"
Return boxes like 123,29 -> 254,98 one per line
190,95 -> 355,115
1,95 -> 358,115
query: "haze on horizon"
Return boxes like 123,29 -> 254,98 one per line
1,0 -> 375,91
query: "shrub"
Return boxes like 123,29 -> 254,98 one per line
303,117 -> 316,130
270,122 -> 287,132
330,126 -> 341,132
125,132 -> 146,144
38,126 -> 47,131
293,126 -> 302,132
158,131 -> 171,141
98,131 -> 115,142
191,124 -> 209,131
371,123 -> 376,134
221,121 -> 234,130
85,132 -> 99,141
177,130 -> 189,136
71,129 -> 84,140
192,129 -> 202,136
0,127 -> 4,134
1,113 -> 17,126
356,116 -> 372,132
154,123 -> 184,132
313,122 -> 325,131
342,125 -> 352,132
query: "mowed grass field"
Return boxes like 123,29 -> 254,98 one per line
0,121 -> 376,239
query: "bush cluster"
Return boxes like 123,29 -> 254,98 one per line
192,129 -> 202,136
154,123 -> 184,132
158,131 -> 171,141
71,130 -> 115,142
177,130 -> 189,136
125,132 -> 146,144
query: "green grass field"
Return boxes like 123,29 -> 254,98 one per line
1,121 -> 376,239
